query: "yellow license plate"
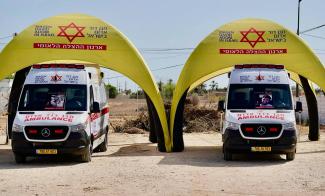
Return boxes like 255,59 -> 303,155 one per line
251,147 -> 272,152
36,149 -> 58,154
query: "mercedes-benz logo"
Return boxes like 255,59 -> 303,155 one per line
41,128 -> 51,137
257,126 -> 267,135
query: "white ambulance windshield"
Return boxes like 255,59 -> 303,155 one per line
227,84 -> 292,110
18,84 -> 87,111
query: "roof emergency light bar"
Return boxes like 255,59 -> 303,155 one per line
32,64 -> 85,69
235,64 -> 284,69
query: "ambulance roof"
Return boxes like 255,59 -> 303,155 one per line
229,64 -> 290,85
25,65 -> 88,85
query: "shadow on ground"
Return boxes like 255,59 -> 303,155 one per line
0,148 -> 82,170
101,143 -> 290,167
1,141 -> 324,169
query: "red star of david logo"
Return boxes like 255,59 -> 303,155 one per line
57,22 -> 85,43
256,74 -> 264,81
51,74 -> 62,82
240,28 -> 265,48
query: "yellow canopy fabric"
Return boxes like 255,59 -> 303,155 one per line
170,18 -> 325,147
0,13 -> 171,151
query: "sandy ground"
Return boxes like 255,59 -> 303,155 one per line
0,129 -> 324,196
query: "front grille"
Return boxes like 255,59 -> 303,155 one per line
24,126 -> 69,140
240,124 -> 282,138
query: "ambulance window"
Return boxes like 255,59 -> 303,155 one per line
228,84 -> 292,110
18,84 -> 87,111
22,89 -> 29,107
90,86 -> 94,105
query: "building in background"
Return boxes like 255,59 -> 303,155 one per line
0,79 -> 13,114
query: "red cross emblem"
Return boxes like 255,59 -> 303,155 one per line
256,74 -> 264,81
51,74 -> 62,82
57,22 -> 85,43
240,28 -> 265,48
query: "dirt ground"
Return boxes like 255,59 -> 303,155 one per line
0,129 -> 324,195
0,98 -> 324,195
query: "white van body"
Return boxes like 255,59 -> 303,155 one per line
11,64 -> 109,163
221,64 -> 298,161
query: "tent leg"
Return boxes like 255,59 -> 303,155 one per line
145,93 -> 166,152
299,75 -> 319,141
145,94 -> 157,143
172,90 -> 188,152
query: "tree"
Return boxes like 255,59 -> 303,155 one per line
157,80 -> 163,92
162,79 -> 175,100
193,83 -> 207,95
105,84 -> 118,98
129,89 -> 146,99
125,89 -> 132,95
5,74 -> 14,79
209,80 -> 218,91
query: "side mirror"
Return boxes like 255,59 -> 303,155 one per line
91,101 -> 100,113
218,100 -> 225,112
295,101 -> 302,113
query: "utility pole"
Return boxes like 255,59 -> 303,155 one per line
296,0 -> 320,141
295,0 -> 302,97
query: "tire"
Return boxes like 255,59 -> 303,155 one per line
286,152 -> 295,161
223,150 -> 232,161
96,132 -> 108,152
14,153 -> 26,164
79,144 -> 92,162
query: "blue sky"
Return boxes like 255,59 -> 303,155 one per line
0,0 -> 324,91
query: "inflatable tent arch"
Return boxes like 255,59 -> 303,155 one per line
0,13 -> 171,152
170,18 -> 325,152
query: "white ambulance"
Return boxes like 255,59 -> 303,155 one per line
218,64 -> 302,161
11,64 -> 109,163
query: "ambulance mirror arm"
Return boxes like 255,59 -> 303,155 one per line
91,102 -> 100,113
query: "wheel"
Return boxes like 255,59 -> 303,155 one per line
223,150 -> 233,161
286,152 -> 295,161
79,144 -> 92,162
96,132 -> 108,152
14,153 -> 26,164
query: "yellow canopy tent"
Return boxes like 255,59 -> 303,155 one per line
170,18 -> 325,151
0,13 -> 171,152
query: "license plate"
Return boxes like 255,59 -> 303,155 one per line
251,147 -> 272,152
36,149 -> 58,154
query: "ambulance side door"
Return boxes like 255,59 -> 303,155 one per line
90,85 -> 101,138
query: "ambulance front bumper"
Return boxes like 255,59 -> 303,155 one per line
222,128 -> 297,154
11,130 -> 90,156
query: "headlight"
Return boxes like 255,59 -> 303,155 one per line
12,123 -> 23,132
70,123 -> 87,132
225,121 -> 240,130
283,122 -> 296,130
